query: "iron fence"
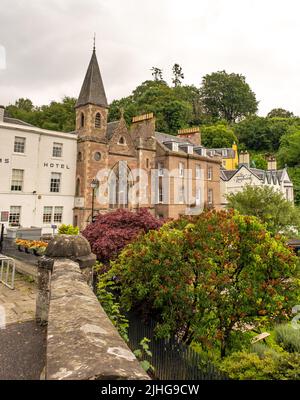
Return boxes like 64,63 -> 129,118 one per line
127,313 -> 228,380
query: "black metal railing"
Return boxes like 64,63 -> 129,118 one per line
127,313 -> 228,380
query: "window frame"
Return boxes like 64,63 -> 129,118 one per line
207,167 -> 213,181
208,188 -> 213,205
53,206 -> 63,223
95,112 -> 101,128
43,206 -> 53,223
11,169 -> 24,191
9,206 -> 21,226
179,162 -> 184,178
50,172 -> 61,193
52,142 -> 63,158
14,136 -> 26,154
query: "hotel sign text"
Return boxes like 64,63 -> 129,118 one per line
44,162 -> 70,169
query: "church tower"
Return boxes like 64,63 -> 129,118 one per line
74,44 -> 109,229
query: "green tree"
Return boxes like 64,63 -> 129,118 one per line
267,108 -> 295,118
151,67 -> 163,81
201,123 -> 237,148
103,210 -> 299,358
200,71 -> 258,123
6,96 -> 76,132
277,126 -> 300,168
226,185 -> 300,235
172,63 -> 184,87
249,153 -> 267,170
287,167 -> 300,206
108,80 -> 193,133
235,116 -> 300,152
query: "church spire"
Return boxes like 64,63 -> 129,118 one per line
75,43 -> 108,109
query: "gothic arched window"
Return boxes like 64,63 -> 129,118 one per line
80,112 -> 85,128
118,136 -> 126,145
95,112 -> 101,128
108,161 -> 133,209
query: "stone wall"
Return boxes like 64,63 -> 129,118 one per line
37,251 -> 149,379
45,258 -> 148,380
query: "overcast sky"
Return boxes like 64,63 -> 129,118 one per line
1,0 -> 300,116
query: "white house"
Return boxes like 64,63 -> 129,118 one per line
0,106 -> 77,234
220,151 -> 294,207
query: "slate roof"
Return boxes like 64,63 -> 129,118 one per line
221,165 -> 290,185
76,49 -> 108,109
155,131 -> 194,145
106,121 -> 119,140
3,116 -> 33,127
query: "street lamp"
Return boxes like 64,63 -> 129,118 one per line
91,178 -> 99,223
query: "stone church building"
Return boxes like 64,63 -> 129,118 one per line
73,47 -> 221,228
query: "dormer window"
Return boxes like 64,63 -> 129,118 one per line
95,113 -> 101,128
118,137 -> 126,145
81,112 -> 85,128
172,142 -> 179,151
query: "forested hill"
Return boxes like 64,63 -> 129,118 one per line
5,67 -> 300,204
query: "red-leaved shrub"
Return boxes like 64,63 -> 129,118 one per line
82,208 -> 163,264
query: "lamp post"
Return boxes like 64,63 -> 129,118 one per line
91,178 -> 98,223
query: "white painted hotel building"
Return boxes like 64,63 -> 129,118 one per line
0,106 -> 77,234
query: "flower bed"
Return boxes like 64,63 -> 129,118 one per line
15,239 -> 48,256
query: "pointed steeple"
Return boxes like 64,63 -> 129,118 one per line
76,44 -> 108,109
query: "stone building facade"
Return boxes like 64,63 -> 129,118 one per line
73,48 -> 221,228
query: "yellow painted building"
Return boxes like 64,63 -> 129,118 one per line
207,143 -> 238,170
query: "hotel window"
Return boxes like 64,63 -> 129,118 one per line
158,162 -> 164,177
14,137 -> 26,153
50,173 -> 61,193
54,207 -> 63,223
9,206 -> 21,226
196,165 -> 201,179
52,142 -> 63,157
11,169 -> 24,191
208,189 -> 213,206
95,112 -> 101,128
43,207 -> 53,223
179,162 -> 184,177
207,167 -> 213,181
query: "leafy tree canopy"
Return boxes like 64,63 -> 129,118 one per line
105,210 -> 299,357
200,71 -> 258,123
82,208 -> 163,267
6,96 -> 76,132
234,116 -> 300,152
267,108 -> 295,118
277,126 -> 300,168
108,80 -> 193,133
226,185 -> 300,236
201,123 -> 237,148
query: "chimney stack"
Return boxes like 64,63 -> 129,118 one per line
267,156 -> 277,171
130,113 -> 156,139
0,105 -> 4,122
239,151 -> 250,167
177,127 -> 201,146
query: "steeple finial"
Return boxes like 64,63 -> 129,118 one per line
93,33 -> 96,53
